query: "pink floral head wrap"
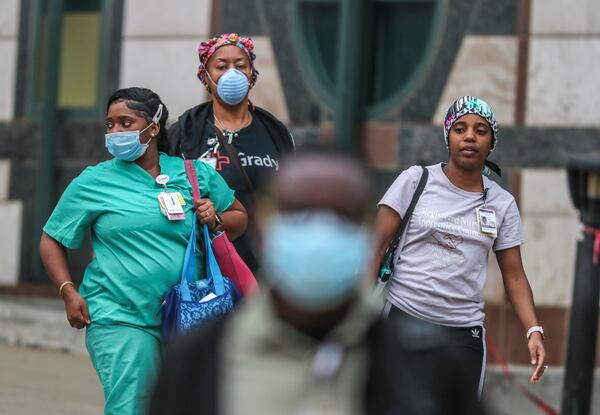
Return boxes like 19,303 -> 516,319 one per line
197,33 -> 259,90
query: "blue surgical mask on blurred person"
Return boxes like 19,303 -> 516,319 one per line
215,68 -> 250,105
262,211 -> 372,312
105,104 -> 163,161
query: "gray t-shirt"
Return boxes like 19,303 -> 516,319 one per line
379,163 -> 523,327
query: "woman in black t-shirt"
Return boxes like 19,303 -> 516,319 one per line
167,33 -> 295,272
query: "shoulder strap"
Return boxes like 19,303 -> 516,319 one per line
390,166 -> 429,249
184,159 -> 201,200
206,119 -> 262,253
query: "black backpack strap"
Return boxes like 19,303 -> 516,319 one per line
380,166 -> 429,279
396,166 -> 428,242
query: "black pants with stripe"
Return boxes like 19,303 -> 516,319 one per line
385,303 -> 487,399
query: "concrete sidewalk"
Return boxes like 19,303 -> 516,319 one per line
0,341 -> 588,415
1,295 -> 599,414
0,343 -> 103,415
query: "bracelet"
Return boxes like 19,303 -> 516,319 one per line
526,325 -> 544,340
215,213 -> 223,227
59,281 -> 75,297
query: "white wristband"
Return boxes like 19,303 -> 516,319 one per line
526,325 -> 544,340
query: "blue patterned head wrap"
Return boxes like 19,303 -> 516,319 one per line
443,96 -> 498,151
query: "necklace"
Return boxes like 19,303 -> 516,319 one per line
213,113 -> 252,144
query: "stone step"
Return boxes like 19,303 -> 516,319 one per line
0,295 -> 86,354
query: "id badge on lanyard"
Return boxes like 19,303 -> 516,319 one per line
155,174 -> 186,221
476,188 -> 498,237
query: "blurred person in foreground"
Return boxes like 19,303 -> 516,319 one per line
149,149 -> 486,415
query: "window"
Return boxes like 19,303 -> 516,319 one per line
21,0 -> 122,119
58,0 -> 102,109
291,0 -> 447,117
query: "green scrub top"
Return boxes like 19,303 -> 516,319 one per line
43,153 -> 235,336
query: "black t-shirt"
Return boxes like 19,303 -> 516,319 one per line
198,115 -> 280,271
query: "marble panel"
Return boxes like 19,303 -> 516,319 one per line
120,39 -> 208,122
0,0 -> 19,37
249,36 -> 290,124
521,215 -> 580,306
433,35 -> 518,126
531,0 -> 600,35
123,0 -> 211,37
527,38 -> 600,126
520,168 -> 578,215
0,159 -> 10,201
0,40 -> 17,121
0,201 -> 22,285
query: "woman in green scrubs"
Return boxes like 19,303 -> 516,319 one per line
39,87 -> 247,415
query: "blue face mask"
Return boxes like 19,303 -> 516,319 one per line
262,211 -> 372,312
210,68 -> 249,106
105,104 -> 163,161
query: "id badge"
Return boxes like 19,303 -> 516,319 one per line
158,192 -> 186,220
476,207 -> 498,237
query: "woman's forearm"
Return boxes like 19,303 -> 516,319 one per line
220,210 -> 248,240
497,247 -> 540,329
40,232 -> 74,296
503,275 -> 540,329
219,199 -> 248,240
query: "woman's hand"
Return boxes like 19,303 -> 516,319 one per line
61,285 -> 91,330
194,198 -> 218,231
528,332 -> 547,384
40,233 -> 90,329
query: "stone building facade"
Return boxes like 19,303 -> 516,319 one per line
0,0 -> 599,367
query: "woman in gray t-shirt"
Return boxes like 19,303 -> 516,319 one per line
372,96 -> 547,398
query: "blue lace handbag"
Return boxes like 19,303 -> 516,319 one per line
161,213 -> 240,342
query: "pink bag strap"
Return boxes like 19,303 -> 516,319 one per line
184,160 -> 201,201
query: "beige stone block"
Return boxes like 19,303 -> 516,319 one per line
0,0 -> 19,36
521,216 -> 580,306
527,38 -> 600,126
0,40 -> 17,120
0,159 -> 10,201
531,0 -> 600,35
120,39 -> 208,123
520,168 -> 578,215
249,36 -> 290,124
433,36 -> 518,126
123,0 -> 211,37
0,201 -> 22,285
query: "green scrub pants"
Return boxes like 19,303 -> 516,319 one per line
86,324 -> 161,415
